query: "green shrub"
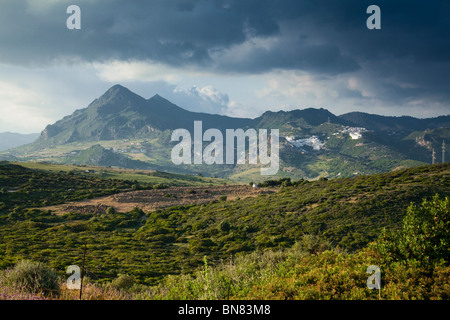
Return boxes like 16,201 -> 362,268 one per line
218,220 -> 231,232
111,274 -> 135,291
3,260 -> 60,296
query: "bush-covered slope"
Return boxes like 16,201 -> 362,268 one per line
0,162 -> 448,286
2,194 -> 448,300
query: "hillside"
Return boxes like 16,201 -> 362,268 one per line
0,161 -> 231,213
67,144 -> 152,169
0,162 -> 448,285
339,112 -> 450,165
0,162 -> 135,211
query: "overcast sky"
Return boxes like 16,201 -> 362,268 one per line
0,0 -> 449,133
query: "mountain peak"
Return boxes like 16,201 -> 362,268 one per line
91,85 -> 147,111
148,93 -> 170,102
101,84 -> 135,99
110,84 -> 127,90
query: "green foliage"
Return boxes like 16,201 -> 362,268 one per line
8,161 -> 231,188
148,240 -> 449,300
377,194 -> 450,267
258,178 -> 293,188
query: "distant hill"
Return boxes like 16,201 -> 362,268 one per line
67,144 -> 153,169
253,108 -> 350,131
339,112 -> 450,133
400,128 -> 450,163
2,85 -> 449,180
0,132 -> 39,151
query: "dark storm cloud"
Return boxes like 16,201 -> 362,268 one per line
0,0 -> 276,66
0,0 -> 449,109
0,0 -> 360,73
1,0 -> 448,70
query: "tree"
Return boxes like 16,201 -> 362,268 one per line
377,194 -> 449,267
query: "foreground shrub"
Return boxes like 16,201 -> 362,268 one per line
2,260 -> 60,296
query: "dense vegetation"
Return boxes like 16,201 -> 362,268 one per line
0,162 -> 448,292
1,194 -> 448,300
149,192 -> 449,300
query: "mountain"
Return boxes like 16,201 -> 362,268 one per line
339,112 -> 450,133
0,132 -> 39,151
2,85 -> 449,180
32,85 -> 251,147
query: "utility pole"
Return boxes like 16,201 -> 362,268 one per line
79,242 -> 87,300
432,148 -> 436,164
443,140 -> 446,163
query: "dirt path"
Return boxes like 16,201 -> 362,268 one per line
45,185 -> 277,214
